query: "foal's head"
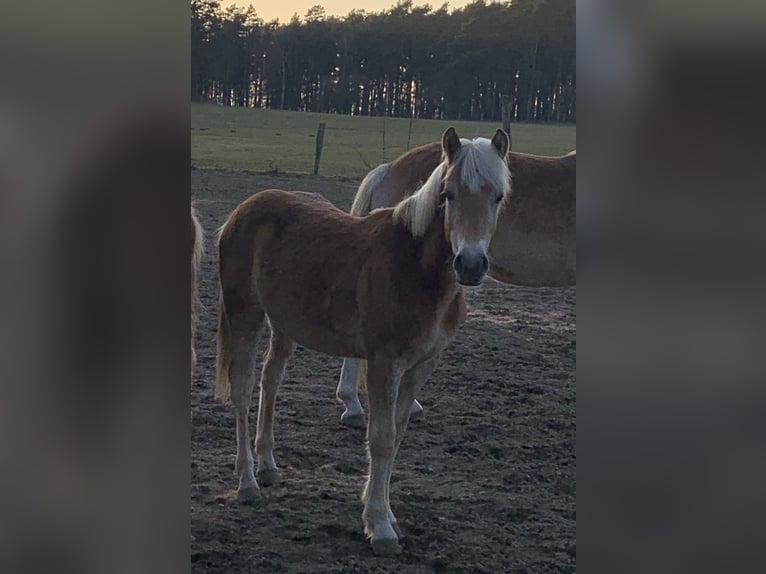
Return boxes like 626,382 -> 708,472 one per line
440,127 -> 511,285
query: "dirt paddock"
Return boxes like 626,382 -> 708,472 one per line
191,169 -> 576,573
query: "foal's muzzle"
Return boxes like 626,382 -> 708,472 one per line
454,251 -> 489,286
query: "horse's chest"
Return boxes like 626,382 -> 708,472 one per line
368,289 -> 465,359
428,291 -> 466,346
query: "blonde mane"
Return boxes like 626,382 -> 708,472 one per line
392,159 -> 447,237
393,137 -> 511,237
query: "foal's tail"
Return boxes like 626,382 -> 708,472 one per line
214,280 -> 234,403
350,163 -> 390,216
214,210 -> 244,403
214,206 -> 265,403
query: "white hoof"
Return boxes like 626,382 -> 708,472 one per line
340,411 -> 367,429
256,468 -> 280,487
237,484 -> 261,505
369,519 -> 401,555
392,521 -> 403,539
387,509 -> 402,538
371,537 -> 402,556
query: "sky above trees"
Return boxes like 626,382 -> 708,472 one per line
220,0 -> 474,24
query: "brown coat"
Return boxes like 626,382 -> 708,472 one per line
216,190 -> 465,364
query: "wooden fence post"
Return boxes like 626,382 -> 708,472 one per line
407,113 -> 414,150
314,122 -> 326,175
381,114 -> 386,160
501,95 -> 512,149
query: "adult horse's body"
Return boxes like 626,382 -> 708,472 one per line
191,207 -> 204,373
214,128 -> 510,555
337,144 -> 576,427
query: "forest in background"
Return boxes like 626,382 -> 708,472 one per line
191,0 -> 575,123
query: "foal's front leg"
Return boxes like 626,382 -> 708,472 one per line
386,357 -> 436,535
362,358 -> 401,555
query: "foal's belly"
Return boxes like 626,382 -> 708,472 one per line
280,324 -> 364,358
255,274 -> 367,359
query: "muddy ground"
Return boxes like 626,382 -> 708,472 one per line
191,169 -> 576,573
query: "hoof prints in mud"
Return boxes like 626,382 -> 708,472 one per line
192,170 -> 576,573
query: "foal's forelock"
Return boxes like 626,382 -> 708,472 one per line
452,137 -> 511,195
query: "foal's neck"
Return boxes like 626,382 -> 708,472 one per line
415,209 -> 457,289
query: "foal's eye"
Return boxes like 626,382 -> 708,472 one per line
443,188 -> 457,202
494,194 -> 504,204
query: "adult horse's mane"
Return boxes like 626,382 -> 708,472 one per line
393,137 -> 511,238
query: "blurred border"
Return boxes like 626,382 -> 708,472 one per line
579,1 -> 766,572
0,2 -> 190,573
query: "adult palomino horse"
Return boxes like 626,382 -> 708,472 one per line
214,127 -> 511,555
337,144 -> 576,428
191,207 -> 204,373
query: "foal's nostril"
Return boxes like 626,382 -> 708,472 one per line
480,254 -> 489,274
454,251 -> 488,280
454,253 -> 466,275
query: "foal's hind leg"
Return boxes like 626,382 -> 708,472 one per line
254,326 -> 296,487
228,314 -> 266,504
337,358 -> 366,428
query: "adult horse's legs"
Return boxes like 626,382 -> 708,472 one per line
395,359 -> 435,451
254,326 -> 295,487
362,357 -> 401,555
336,357 -> 366,428
227,312 -> 266,504
337,357 -> 424,428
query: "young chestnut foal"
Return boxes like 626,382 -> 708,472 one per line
214,127 -> 511,555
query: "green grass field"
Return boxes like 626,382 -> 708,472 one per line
192,103 -> 576,179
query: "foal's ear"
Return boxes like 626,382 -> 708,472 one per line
491,129 -> 510,158
442,127 -> 461,163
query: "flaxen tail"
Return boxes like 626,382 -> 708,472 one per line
214,281 -> 234,402
350,163 -> 390,216
213,210 -> 241,403
214,206 -> 265,403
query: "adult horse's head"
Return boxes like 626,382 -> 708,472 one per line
440,127 -> 510,285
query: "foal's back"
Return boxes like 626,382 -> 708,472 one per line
218,189 -> 457,359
